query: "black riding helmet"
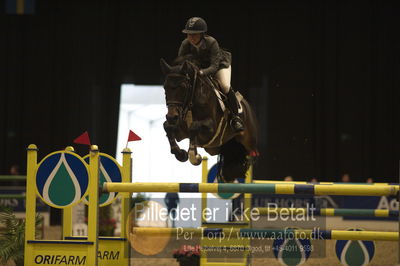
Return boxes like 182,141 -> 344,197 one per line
182,17 -> 207,34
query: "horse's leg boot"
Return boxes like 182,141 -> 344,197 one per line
226,89 -> 244,132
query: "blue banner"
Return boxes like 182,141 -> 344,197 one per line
5,0 -> 35,15
0,189 -> 48,212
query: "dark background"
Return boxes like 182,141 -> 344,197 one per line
1,0 -> 399,182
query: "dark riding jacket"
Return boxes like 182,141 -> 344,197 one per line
178,35 -> 232,76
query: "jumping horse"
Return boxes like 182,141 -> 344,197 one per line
160,58 -> 258,182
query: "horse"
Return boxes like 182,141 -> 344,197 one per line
160,58 -> 258,182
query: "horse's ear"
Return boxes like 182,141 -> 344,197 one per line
160,58 -> 171,75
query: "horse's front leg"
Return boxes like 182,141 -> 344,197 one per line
188,139 -> 202,166
187,120 -> 211,166
163,121 -> 188,162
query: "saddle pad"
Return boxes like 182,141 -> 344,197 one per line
208,75 -> 244,113
213,89 -> 226,112
213,89 -> 244,114
235,91 -> 244,114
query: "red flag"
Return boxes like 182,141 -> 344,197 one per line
127,130 -> 141,142
250,150 -> 260,157
73,131 -> 91,146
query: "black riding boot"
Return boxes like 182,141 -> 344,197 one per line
226,89 -> 244,132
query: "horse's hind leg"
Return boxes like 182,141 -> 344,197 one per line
163,121 -> 188,162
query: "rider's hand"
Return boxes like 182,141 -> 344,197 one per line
199,70 -> 204,76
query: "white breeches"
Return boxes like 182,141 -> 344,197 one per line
215,66 -> 231,94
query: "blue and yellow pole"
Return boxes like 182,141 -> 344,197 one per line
103,182 -> 399,196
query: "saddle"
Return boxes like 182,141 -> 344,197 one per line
193,76 -> 244,149
206,76 -> 244,114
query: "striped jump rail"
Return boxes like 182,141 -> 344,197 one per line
131,227 -> 398,241
103,182 -> 399,196
253,180 -> 399,186
255,207 -> 399,218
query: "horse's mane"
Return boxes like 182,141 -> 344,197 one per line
171,56 -> 187,66
170,56 -> 213,88
165,56 -> 193,75
171,56 -> 202,73
171,55 -> 195,66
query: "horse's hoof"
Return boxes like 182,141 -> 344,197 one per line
189,153 -> 202,166
175,150 -> 188,162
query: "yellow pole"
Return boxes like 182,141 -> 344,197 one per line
200,157 -> 208,266
242,163 -> 252,264
121,148 -> 132,238
330,230 -> 398,241
87,145 -> 99,266
244,164 -> 252,223
62,206 -> 73,239
16,0 -> 24,14
121,148 -> 132,263
201,157 -> 208,224
24,144 -> 38,265
313,184 -> 398,196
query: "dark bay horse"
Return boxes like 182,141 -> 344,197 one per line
160,58 -> 258,182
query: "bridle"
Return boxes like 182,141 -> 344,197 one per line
165,69 -> 198,121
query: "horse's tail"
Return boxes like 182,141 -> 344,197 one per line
218,138 -> 250,183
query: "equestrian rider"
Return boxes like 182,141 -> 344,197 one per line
178,17 -> 244,132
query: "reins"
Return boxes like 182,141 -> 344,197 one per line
165,65 -> 213,124
182,70 -> 198,123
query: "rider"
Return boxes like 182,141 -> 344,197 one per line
178,17 -> 244,132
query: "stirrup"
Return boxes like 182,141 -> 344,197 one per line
230,116 -> 244,132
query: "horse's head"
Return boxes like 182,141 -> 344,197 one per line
160,58 -> 196,125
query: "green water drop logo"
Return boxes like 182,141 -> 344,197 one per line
84,163 -> 115,206
43,153 -> 81,207
278,239 -> 307,266
340,240 -> 370,266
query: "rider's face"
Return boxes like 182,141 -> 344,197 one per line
187,34 -> 201,46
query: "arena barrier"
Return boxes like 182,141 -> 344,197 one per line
24,144 -> 131,266
0,176 -> 26,199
